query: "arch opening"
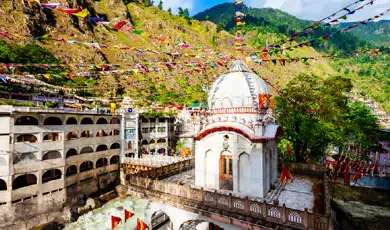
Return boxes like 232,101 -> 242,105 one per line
15,116 -> 38,126
13,152 -> 37,164
66,165 -> 77,177
66,149 -> 77,158
66,117 -> 77,125
42,169 -> 62,183
239,152 -> 251,193
97,118 -> 108,124
80,117 -> 93,125
110,117 -> 120,124
96,145 -> 108,152
43,117 -> 63,126
80,161 -> 93,172
141,140 -> 148,145
16,134 -> 37,143
42,151 -> 61,160
66,132 -> 78,141
80,146 -> 94,154
43,132 -> 61,142
110,129 -> 120,136
0,179 -> 7,191
96,158 -> 108,168
12,174 -> 37,190
110,143 -> 120,149
110,155 -> 119,164
96,130 -> 108,137
80,130 -> 93,138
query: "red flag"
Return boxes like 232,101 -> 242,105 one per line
58,8 -> 82,14
279,167 -> 293,183
124,209 -> 134,222
137,218 -> 148,230
112,21 -> 126,30
352,167 -> 363,182
258,94 -> 269,108
287,144 -> 292,154
111,216 -> 122,229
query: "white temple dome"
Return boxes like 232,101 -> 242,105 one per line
208,60 -> 270,111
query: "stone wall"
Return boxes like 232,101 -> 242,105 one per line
284,162 -> 324,176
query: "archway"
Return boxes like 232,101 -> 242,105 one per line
110,155 -> 119,164
96,130 -> 108,137
66,132 -> 78,140
157,148 -> 166,154
66,165 -> 77,177
238,152 -> 250,193
42,169 -> 62,183
16,134 -> 37,143
12,174 -> 37,189
151,210 -> 172,230
96,144 -> 108,152
15,116 -> 38,125
80,161 -> 93,172
43,132 -> 61,141
42,151 -> 61,160
13,152 -> 37,164
157,138 -> 166,143
205,150 -> 216,188
220,151 -> 233,190
141,140 -> 149,145
110,117 -> 120,124
66,149 -> 77,158
110,129 -> 120,136
0,179 -> 7,191
80,146 -> 94,154
80,117 -> 93,125
66,117 -> 77,124
43,117 -> 63,126
96,158 -> 108,168
110,143 -> 120,149
96,118 -> 108,124
80,130 -> 93,138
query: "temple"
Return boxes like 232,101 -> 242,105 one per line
194,60 -> 283,197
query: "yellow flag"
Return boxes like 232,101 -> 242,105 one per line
43,74 -> 52,79
72,9 -> 89,18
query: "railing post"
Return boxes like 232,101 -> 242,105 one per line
282,203 -> 287,223
303,208 -> 309,229
262,201 -> 267,219
244,196 -> 249,214
200,187 -> 204,203
228,193 -> 232,209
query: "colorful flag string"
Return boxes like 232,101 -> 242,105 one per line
234,1 -> 245,53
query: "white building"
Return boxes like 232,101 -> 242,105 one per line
194,60 -> 282,198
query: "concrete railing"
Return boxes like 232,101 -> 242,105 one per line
125,159 -> 329,230
283,162 -> 324,175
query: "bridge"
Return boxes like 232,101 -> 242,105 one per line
121,159 -> 331,230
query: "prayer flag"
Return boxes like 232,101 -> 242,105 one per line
124,209 -> 134,221
58,8 -> 82,14
258,94 -> 269,108
72,9 -> 89,18
287,144 -> 292,154
137,218 -> 148,230
40,3 -> 60,9
112,21 -> 126,30
111,216 -> 122,229
280,167 -> 293,183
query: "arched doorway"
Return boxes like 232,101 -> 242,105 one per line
220,151 -> 233,190
151,210 -> 172,230
205,150 -> 216,188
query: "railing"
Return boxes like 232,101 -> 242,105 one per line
283,162 -> 325,175
123,156 -> 193,168
125,160 -> 329,230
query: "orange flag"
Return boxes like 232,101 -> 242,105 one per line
111,216 -> 122,229
137,218 -> 148,230
287,144 -> 292,154
279,167 -> 293,183
258,94 -> 269,108
124,209 -> 134,222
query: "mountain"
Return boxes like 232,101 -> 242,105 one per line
0,1 -> 388,112
339,20 -> 390,47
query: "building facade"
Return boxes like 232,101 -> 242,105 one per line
0,106 -> 121,228
194,60 -> 282,198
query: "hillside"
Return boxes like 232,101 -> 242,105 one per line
0,0 -> 340,108
339,20 -> 390,47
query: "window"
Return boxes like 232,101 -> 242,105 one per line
12,174 -> 37,189
42,151 -> 61,160
66,117 -> 77,124
43,133 -> 61,141
42,169 -> 62,183
15,116 -> 38,126
43,117 -> 63,126
66,165 -> 77,177
80,117 -> 93,124
80,161 -> 93,172
96,118 -> 108,124
16,134 -> 37,143
66,149 -> 77,158
142,128 -> 149,133
150,127 -> 156,133
158,127 -> 166,133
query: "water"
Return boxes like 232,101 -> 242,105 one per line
64,196 -> 244,230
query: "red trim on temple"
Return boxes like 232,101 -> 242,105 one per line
195,126 -> 271,143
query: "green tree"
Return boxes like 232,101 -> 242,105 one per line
157,1 -> 163,10
183,8 -> 190,19
216,22 -> 223,33
178,7 -> 184,16
205,15 -> 210,21
275,73 -> 378,162
167,7 -> 171,14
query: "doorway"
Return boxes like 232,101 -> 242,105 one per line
220,154 -> 233,190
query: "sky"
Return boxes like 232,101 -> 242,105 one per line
158,0 -> 390,22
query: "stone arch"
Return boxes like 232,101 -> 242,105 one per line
110,143 -> 120,149
96,144 -> 108,152
12,174 -> 37,190
110,155 -> 119,164
80,117 -> 93,125
66,117 -> 77,124
80,130 -> 93,138
96,130 -> 108,137
43,117 -> 63,126
80,161 -> 94,172
0,179 -> 7,190
42,169 -> 62,183
110,129 -> 120,136
96,117 -> 108,124
66,149 -> 78,158
110,117 -> 120,124
157,138 -> 167,143
141,140 -> 148,145
150,139 -> 156,144
43,132 -> 61,141
66,132 -> 78,141
42,151 -> 61,160
151,210 -> 172,230
66,165 -> 77,177
238,152 -> 251,193
15,116 -> 38,125
80,146 -> 94,154
96,158 -> 108,168
205,150 -> 215,188
16,134 -> 38,143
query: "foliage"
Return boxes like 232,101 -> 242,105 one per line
275,73 -> 379,162
157,1 -> 163,10
142,109 -> 176,118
